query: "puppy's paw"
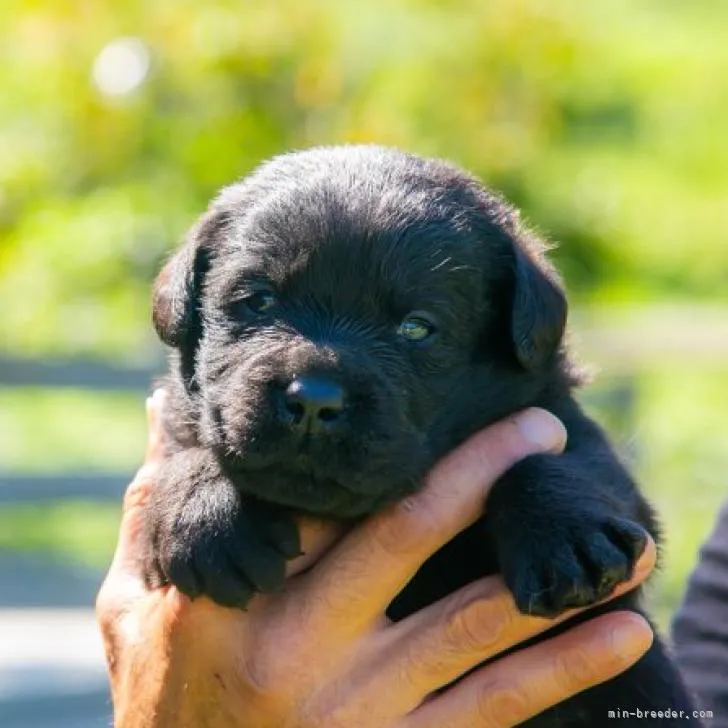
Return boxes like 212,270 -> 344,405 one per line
145,479 -> 300,609
499,516 -> 648,618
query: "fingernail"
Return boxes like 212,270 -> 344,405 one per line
635,543 -> 656,577
135,463 -> 160,482
514,408 -> 567,453
147,389 -> 166,415
610,617 -> 653,661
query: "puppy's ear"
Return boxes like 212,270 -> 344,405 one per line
152,210 -> 228,350
509,243 -> 567,371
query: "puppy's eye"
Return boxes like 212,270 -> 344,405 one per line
242,291 -> 278,314
397,315 -> 436,342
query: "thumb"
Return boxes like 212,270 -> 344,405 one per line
377,406 -> 569,564
407,407 -> 568,549
426,407 -> 567,509
108,389 -> 167,581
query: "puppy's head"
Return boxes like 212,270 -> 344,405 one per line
153,146 -> 568,517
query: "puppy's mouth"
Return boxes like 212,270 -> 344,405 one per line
218,440 -> 428,518
223,459 -> 399,517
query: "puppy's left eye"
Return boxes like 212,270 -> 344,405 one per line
241,290 -> 278,314
397,315 -> 436,342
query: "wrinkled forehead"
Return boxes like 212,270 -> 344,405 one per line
217,180 -> 488,311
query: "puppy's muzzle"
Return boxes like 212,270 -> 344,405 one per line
276,375 -> 348,434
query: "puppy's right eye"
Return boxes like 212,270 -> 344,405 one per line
397,314 -> 437,342
237,291 -> 278,315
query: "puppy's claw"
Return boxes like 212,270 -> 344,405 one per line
257,514 -> 302,559
164,552 -> 203,600
198,561 -> 256,608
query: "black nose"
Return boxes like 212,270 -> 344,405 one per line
282,377 -> 347,431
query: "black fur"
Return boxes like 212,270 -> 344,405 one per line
144,145 -> 698,726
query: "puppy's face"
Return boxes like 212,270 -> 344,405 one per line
153,146 -> 567,517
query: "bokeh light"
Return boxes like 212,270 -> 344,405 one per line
91,37 -> 151,97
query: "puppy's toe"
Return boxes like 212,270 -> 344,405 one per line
199,560 -> 257,608
143,554 -> 170,591
511,545 -> 595,618
605,517 -> 649,563
576,529 -> 632,601
224,522 -> 288,594
257,509 -> 303,560
161,547 -> 203,600
504,516 -> 650,618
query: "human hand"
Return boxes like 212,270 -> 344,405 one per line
96,390 -> 656,728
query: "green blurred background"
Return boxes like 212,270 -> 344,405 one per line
1,0 -> 727,630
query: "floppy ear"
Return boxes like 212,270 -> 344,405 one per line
152,210 -> 228,350
509,243 -> 568,371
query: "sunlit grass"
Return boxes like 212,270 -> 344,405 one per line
0,388 -> 147,473
580,364 -> 728,630
0,500 -> 121,568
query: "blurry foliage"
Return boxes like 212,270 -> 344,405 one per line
0,500 -> 120,566
0,388 -> 146,472
1,0 -> 727,357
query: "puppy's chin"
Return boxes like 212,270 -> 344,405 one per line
220,462 -> 420,518
205,408 -> 432,518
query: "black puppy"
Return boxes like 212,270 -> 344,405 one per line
144,145 -> 697,726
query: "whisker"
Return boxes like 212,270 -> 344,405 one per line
430,256 -> 452,272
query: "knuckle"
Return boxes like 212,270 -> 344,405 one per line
310,702 -> 365,728
241,657 -> 271,694
239,648 -> 307,713
241,650 -> 285,698
94,585 -> 116,633
371,494 -> 444,557
466,440 -> 500,480
476,679 -> 529,727
553,646 -> 600,692
238,622 -> 304,700
442,586 -> 512,654
466,423 -> 520,474
161,587 -> 195,626
122,474 -> 155,512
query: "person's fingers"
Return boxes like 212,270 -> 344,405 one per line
96,390 -> 168,643
108,389 -> 167,581
285,515 -> 348,578
292,409 -> 567,638
369,537 -> 656,712
400,612 -> 654,728
144,388 -> 167,465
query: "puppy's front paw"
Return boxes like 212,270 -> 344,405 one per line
499,515 -> 648,618
146,479 -> 300,608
